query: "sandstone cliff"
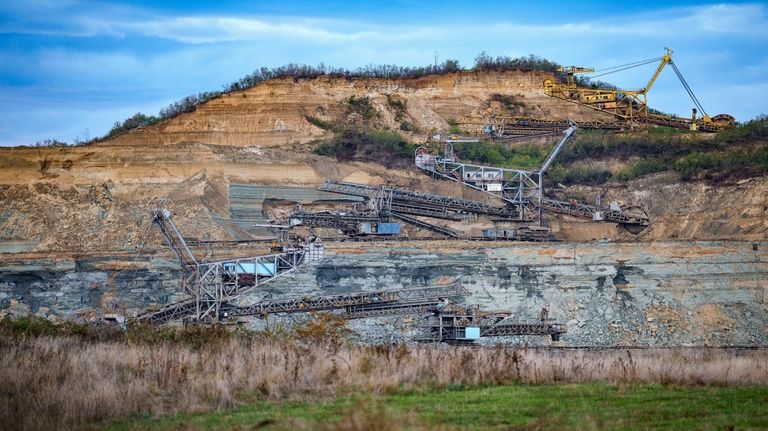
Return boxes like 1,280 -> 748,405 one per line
1,70 -> 766,252
102,70 -> 614,148
1,70 -> 766,346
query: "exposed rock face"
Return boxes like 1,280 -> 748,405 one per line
1,70 -> 766,346
1,241 -> 766,346
1,70 -> 765,251
1,140 -> 767,252
103,71 -> 614,148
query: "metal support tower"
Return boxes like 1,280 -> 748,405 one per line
415,126 -> 577,222
414,126 -> 650,231
138,208 -> 312,324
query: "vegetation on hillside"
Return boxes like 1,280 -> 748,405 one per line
309,95 -> 418,168
443,116 -> 768,185
557,115 -> 768,183
308,114 -> 768,184
105,112 -> 161,139
2,317 -> 767,430
313,128 -> 417,168
93,53 -> 564,141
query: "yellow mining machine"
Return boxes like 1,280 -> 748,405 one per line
543,48 -> 735,132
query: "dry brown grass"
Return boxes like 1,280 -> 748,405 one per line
1,334 -> 767,430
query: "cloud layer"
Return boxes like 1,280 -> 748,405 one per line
0,1 -> 766,145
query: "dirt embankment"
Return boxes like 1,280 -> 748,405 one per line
1,139 -> 766,252
101,70 -> 614,148
0,70 -> 765,252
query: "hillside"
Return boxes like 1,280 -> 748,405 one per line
0,68 -> 766,351
101,70 -> 614,148
0,69 -> 766,253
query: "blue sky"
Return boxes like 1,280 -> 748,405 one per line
0,1 -> 766,146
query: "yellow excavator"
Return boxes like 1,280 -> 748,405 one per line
543,48 -> 735,131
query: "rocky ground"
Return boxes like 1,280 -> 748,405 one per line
1,240 -> 765,347
1,69 -> 766,346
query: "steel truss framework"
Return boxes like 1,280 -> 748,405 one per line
139,211 -> 568,343
290,211 -> 380,235
224,283 -> 467,318
417,308 -> 567,343
319,180 -> 521,219
290,179 -> 545,238
138,209 -> 309,324
458,114 -> 623,142
414,126 -> 650,230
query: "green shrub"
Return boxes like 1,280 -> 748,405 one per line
34,139 -> 69,147
0,316 -> 59,337
558,130 -> 723,164
615,159 -> 670,181
489,93 -> 524,110
304,115 -> 335,130
386,95 -> 407,121
313,128 -> 416,168
451,141 -> 546,170
546,165 -> 612,186
0,316 -> 122,341
674,152 -> 720,180
347,96 -> 377,120
473,52 -> 560,73
106,112 -> 160,138
715,114 -> 768,144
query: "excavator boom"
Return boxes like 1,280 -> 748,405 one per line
642,48 -> 673,94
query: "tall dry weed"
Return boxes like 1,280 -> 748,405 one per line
1,333 -> 766,431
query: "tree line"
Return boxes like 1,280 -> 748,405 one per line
35,52 -> 569,145
109,53 -> 563,138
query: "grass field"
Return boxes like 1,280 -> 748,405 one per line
2,319 -> 767,430
107,384 -> 768,430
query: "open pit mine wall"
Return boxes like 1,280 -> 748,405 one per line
104,70 -> 612,148
1,240 -> 766,347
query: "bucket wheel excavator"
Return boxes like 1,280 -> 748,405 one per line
415,124 -> 651,235
543,48 -> 734,132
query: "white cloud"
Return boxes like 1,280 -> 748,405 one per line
1,1 -> 766,145
5,3 -> 766,43
126,17 -> 373,44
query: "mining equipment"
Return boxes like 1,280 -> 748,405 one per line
466,115 -> 623,142
543,48 -> 735,132
284,180 -> 560,240
416,307 -> 566,344
273,124 -> 649,239
415,123 -> 651,234
137,208 -> 567,343
137,208 -> 317,323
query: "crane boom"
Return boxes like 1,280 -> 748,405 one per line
151,208 -> 197,268
543,48 -> 733,131
539,124 -> 577,175
641,48 -> 673,94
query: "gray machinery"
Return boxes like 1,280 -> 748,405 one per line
415,124 -> 650,233
223,283 -> 468,320
138,209 -> 567,343
416,307 -> 566,344
138,208 -> 313,324
288,180 -> 526,239
284,180 -> 564,240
